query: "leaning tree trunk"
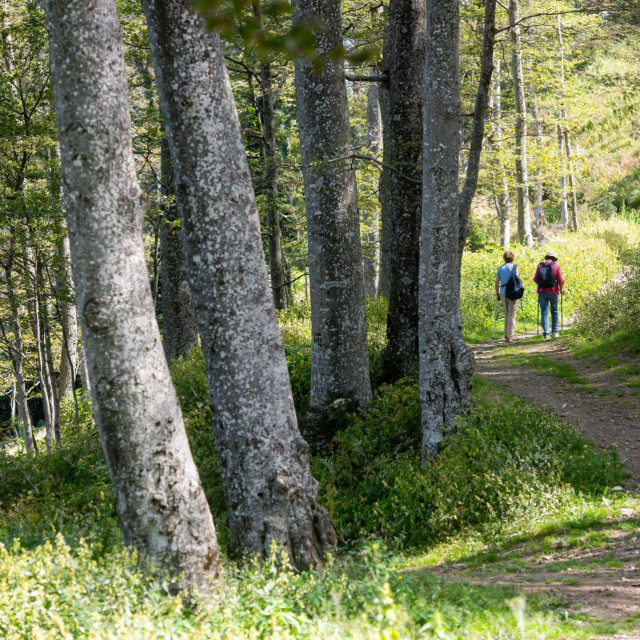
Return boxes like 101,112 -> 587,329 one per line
508,0 -> 534,247
159,136 -> 199,362
381,0 -> 426,382
292,0 -> 372,413
44,0 -> 219,593
141,0 -> 336,570
362,68 -> 382,298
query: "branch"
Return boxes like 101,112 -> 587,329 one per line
344,72 -> 388,84
458,0 -> 497,257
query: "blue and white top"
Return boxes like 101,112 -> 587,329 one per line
497,263 -> 516,296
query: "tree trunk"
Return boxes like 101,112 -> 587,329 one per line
528,85 -> 545,229
78,339 -> 91,392
44,0 -> 220,593
377,82 -> 391,299
508,0 -> 534,247
490,60 -> 511,247
557,123 -> 570,227
420,0 -> 474,462
362,68 -> 382,298
26,244 -> 55,453
159,136 -> 199,362
38,258 -> 61,445
141,0 -> 337,570
292,0 -> 372,412
252,0 -> 287,311
56,232 -> 78,401
381,0 -> 426,381
564,128 -> 579,231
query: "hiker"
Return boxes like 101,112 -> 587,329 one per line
534,251 -> 565,339
495,250 -> 519,342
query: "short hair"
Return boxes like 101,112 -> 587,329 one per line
503,250 -> 515,263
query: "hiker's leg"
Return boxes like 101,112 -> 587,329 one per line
550,294 -> 559,334
539,293 -> 550,335
509,299 -> 519,339
501,295 -> 509,338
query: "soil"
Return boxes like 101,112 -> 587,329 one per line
432,333 -> 640,633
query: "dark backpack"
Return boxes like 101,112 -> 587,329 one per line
537,261 -> 557,289
505,264 -> 525,300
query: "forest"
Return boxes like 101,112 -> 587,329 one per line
1,0 -> 640,637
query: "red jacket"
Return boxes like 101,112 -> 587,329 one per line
533,260 -> 564,294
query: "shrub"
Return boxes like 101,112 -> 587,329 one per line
313,379 -> 625,549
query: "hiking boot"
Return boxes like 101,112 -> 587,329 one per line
543,334 -> 551,340
552,332 -> 560,338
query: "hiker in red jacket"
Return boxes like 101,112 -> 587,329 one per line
533,251 -> 565,339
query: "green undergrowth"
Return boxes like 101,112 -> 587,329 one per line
0,312 -> 631,638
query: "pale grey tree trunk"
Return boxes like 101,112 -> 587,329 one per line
555,17 -> 579,232
5,238 -> 35,457
44,0 -> 219,592
381,0 -> 425,381
491,60 -> 511,247
26,244 -> 54,453
362,69 -> 382,298
56,232 -> 77,400
292,0 -> 372,412
141,0 -> 336,569
564,128 -> 579,231
420,0 -> 474,462
77,339 -> 90,393
159,137 -> 199,362
508,0 -> 534,247
528,85 -> 545,229
557,123 -> 570,227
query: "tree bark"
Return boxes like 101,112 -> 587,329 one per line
141,0 -> 336,570
362,68 -> 382,298
557,123 -> 570,227
381,0 -> 426,381
44,0 -> 220,592
489,59 -> 511,247
159,136 -> 199,362
292,0 -> 372,412
56,232 -> 78,401
528,84 -> 545,229
251,0 -> 287,311
508,0 -> 534,247
420,0 -> 474,462
564,128 -> 579,231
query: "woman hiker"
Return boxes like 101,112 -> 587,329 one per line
533,251 -> 565,339
495,250 -> 519,342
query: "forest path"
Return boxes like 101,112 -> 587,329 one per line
473,333 -> 640,488
429,333 -> 640,632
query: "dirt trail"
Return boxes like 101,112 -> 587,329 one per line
474,335 -> 640,488
434,334 -> 640,630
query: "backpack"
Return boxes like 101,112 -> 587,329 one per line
537,261 -> 557,289
505,264 -> 525,300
